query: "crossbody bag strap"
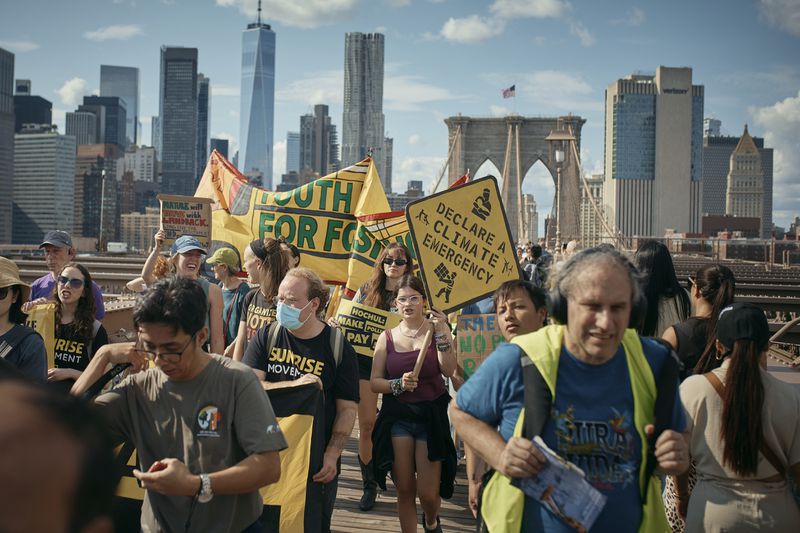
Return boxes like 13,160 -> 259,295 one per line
703,372 -> 786,477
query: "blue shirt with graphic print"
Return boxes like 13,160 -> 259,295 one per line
456,338 -> 685,533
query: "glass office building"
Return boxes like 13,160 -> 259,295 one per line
100,65 -> 139,145
159,46 -> 198,196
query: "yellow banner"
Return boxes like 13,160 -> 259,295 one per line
406,176 -> 521,313
334,300 -> 402,358
195,151 -> 404,294
25,303 -> 56,368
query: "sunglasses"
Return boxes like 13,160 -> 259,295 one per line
57,276 -> 85,289
383,258 -> 408,267
0,287 -> 10,299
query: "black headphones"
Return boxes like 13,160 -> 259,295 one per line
546,247 -> 646,328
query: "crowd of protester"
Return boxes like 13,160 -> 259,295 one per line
1,229 -> 799,533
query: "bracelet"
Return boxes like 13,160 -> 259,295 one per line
436,342 -> 452,352
434,332 -> 448,341
389,378 -> 405,396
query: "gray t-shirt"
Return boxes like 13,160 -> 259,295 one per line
96,354 -> 288,533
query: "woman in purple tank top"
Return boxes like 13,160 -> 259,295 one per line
370,275 -> 457,533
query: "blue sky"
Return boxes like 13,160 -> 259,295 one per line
2,0 -> 799,229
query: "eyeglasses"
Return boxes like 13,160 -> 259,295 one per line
134,333 -> 196,363
396,295 -> 423,305
383,258 -> 408,267
0,287 -> 10,299
272,296 -> 306,308
57,276 -> 85,289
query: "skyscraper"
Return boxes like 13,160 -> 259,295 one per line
197,74 -> 211,176
13,81 -> 51,133
726,125 -> 765,235
702,122 -> 773,238
65,111 -> 98,145
151,116 -> 161,156
80,96 -> 127,151
383,136 -> 392,192
299,105 -> 340,177
239,4 -> 275,188
342,32 -> 386,190
603,66 -> 704,237
210,138 -> 229,159
286,131 -> 300,173
100,65 -> 139,145
159,46 -> 198,196
0,47 -> 14,244
13,125 -> 76,244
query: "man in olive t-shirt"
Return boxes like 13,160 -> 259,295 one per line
73,278 -> 287,533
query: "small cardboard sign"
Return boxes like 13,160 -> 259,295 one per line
334,300 -> 402,358
457,313 -> 505,379
157,194 -> 213,249
406,176 -> 521,313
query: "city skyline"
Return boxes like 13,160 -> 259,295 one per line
1,0 -> 798,229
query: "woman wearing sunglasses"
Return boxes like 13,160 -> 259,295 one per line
370,274 -> 457,533
47,263 -> 108,393
350,242 -> 414,510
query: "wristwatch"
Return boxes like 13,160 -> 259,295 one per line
197,473 -> 213,503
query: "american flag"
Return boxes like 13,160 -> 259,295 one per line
502,84 -> 516,98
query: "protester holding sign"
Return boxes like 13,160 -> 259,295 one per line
0,257 -> 45,382
243,267 -> 359,533
232,237 -> 290,361
71,277 -> 287,533
47,263 -> 108,394
143,230 -> 224,355
351,242 -> 414,511
370,274 -> 457,533
206,247 -> 249,350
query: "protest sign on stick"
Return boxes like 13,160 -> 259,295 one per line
457,313 -> 505,379
406,176 -> 520,313
333,300 -> 401,358
157,194 -> 213,250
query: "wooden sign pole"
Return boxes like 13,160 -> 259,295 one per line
412,327 -> 434,378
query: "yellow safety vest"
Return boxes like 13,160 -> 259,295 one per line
479,325 -> 670,533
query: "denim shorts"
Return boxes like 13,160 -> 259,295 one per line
390,419 -> 428,441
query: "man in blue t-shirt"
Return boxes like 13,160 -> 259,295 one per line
451,247 -> 689,532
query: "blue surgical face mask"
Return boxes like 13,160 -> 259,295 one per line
276,300 -> 312,330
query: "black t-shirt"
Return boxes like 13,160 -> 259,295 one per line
241,288 -> 277,344
52,321 -> 108,393
242,324 -> 360,442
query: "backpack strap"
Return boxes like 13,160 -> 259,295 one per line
520,353 -> 552,440
703,372 -> 786,477
265,321 -> 281,356
0,325 -> 38,359
329,325 -> 344,367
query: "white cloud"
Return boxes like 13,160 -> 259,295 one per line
83,24 -> 143,41
489,0 -> 571,19
440,15 -> 505,43
273,140 -> 287,180
759,0 -> 800,38
490,105 -> 511,116
751,91 -> 800,227
505,70 -> 600,112
0,40 -> 39,53
216,0 -> 360,29
213,84 -> 239,97
408,134 -> 421,146
276,69 -> 343,105
610,7 -> 645,26
569,20 -> 595,46
396,155 -> 447,192
56,78 -> 88,106
385,74 -> 455,111
52,108 -> 67,133
211,131 -> 239,156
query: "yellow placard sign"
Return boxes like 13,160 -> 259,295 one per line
406,176 -> 521,313
334,300 -> 402,358
157,194 -> 214,250
25,303 -> 56,369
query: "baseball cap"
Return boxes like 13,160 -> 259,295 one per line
205,247 -> 240,269
172,235 -> 207,255
716,302 -> 770,350
39,230 -> 73,249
